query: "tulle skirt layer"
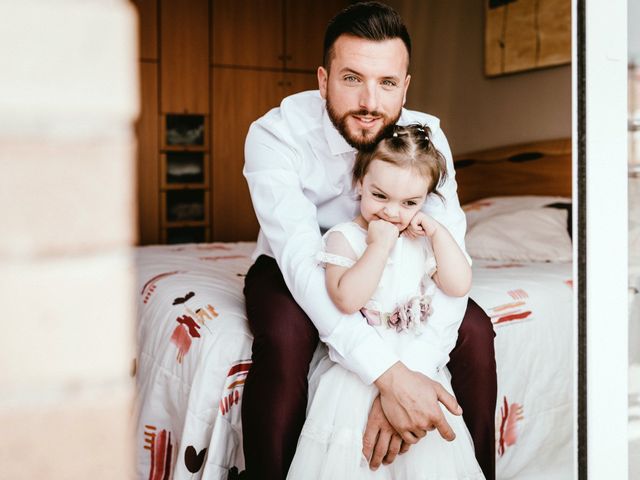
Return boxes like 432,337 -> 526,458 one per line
286,357 -> 485,480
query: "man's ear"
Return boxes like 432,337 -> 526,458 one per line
402,74 -> 411,106
318,66 -> 328,99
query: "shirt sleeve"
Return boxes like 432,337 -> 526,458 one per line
399,126 -> 473,377
243,122 -> 399,385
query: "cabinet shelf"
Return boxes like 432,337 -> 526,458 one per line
160,145 -> 209,153
161,189 -> 209,225
160,151 -> 209,188
161,184 -> 208,191
162,220 -> 209,228
160,113 -> 209,150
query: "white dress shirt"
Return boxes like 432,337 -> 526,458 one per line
243,90 -> 470,384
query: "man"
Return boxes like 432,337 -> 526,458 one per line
242,3 -> 496,479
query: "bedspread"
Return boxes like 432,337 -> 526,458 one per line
135,243 -> 573,480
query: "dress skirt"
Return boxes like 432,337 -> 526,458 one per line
286,351 -> 485,480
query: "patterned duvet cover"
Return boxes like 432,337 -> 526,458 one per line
135,242 -> 573,480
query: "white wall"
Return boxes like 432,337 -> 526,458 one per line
389,0 -> 572,155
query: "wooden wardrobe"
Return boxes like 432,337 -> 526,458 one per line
133,0 -> 347,244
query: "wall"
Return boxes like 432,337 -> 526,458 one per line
388,0 -> 572,155
0,1 -> 138,477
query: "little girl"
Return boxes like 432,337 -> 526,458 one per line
286,124 -> 484,479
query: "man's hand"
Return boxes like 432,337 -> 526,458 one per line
374,362 -> 462,446
362,396 -> 408,470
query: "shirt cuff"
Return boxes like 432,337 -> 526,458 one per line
323,325 -> 400,385
399,341 -> 447,379
344,338 -> 400,385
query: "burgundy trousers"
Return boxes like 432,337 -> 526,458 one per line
241,255 -> 497,480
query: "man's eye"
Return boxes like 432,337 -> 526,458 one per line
382,80 -> 397,87
373,193 -> 386,199
405,201 -> 417,206
345,75 -> 359,83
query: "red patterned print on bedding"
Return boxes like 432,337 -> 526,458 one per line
169,291 -> 220,363
171,325 -> 192,363
497,396 -> 524,457
508,289 -> 528,300
141,271 -> 186,304
486,288 -> 533,326
220,360 -> 252,415
144,425 -> 173,480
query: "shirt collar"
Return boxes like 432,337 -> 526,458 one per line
322,105 -> 356,156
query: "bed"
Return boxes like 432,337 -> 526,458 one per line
134,138 -> 574,480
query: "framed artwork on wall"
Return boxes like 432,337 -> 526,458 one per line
485,0 -> 571,76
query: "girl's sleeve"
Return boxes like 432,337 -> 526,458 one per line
316,230 -> 358,268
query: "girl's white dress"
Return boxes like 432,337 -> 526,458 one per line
286,222 -> 485,480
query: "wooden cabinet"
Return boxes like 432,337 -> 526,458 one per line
211,0 -> 346,71
209,0 -> 346,241
211,69 -> 282,241
136,62 -> 160,245
160,0 -> 209,114
211,0 -> 283,69
211,69 -> 318,241
284,71 -> 322,96
135,0 -> 348,244
284,0 -> 347,71
132,0 -> 158,60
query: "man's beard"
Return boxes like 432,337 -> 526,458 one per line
326,97 -> 400,152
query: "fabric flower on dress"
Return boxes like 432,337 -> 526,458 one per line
361,292 -> 433,334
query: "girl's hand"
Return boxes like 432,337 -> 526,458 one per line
367,219 -> 399,253
404,212 -> 440,238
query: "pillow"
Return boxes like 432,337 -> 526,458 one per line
464,195 -> 571,230
464,199 -> 572,262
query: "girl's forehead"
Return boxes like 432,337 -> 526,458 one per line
364,160 -> 430,195
366,159 -> 429,182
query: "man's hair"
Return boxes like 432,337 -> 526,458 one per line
323,1 -> 411,70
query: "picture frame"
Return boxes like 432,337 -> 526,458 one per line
485,0 -> 571,76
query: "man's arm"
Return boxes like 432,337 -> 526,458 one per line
243,121 -> 398,385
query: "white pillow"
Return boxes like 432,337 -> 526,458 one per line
464,195 -> 571,230
465,205 -> 572,262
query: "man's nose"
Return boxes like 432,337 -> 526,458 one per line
359,83 -> 378,113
